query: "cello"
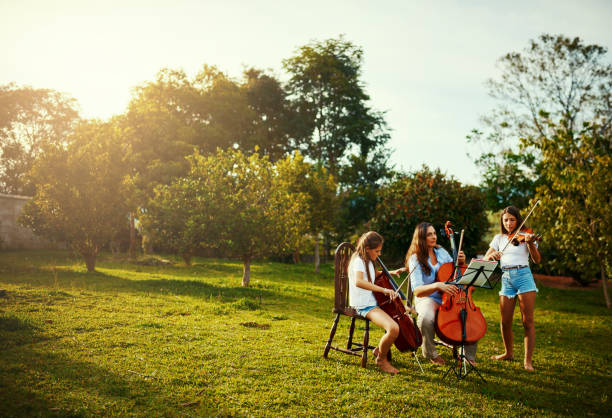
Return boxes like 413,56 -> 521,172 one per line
373,258 -> 423,352
434,221 -> 487,346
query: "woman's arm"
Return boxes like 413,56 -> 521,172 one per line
413,281 -> 459,298
483,247 -> 501,261
526,237 -> 541,264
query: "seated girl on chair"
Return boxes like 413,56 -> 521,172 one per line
348,231 -> 401,374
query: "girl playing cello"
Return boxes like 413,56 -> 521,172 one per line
348,231 -> 401,374
484,206 -> 541,371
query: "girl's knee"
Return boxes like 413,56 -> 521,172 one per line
387,322 -> 400,338
522,318 -> 534,330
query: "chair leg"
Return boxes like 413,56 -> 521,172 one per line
347,317 -> 356,349
323,313 -> 340,358
361,319 -> 370,368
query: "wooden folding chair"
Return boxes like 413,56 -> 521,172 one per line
323,242 -> 377,368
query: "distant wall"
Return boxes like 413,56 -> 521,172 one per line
0,193 -> 61,250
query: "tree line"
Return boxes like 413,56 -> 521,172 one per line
1,34 -> 609,304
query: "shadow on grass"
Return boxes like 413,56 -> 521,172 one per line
471,362 -> 609,415
0,261 -> 332,321
0,316 -> 160,416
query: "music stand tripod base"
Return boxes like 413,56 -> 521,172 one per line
442,343 -> 486,383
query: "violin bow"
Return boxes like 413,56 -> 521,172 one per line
500,199 -> 541,254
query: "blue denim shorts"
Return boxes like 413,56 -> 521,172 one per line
356,305 -> 377,318
499,266 -> 538,298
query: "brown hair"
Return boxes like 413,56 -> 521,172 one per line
352,231 -> 384,283
500,206 -> 524,235
405,222 -> 439,275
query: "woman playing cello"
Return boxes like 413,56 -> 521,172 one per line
402,222 -> 477,365
484,206 -> 541,371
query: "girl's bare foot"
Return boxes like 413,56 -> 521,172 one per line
524,362 -> 534,371
491,353 -> 513,361
376,357 -> 399,374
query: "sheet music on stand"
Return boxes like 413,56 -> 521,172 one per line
454,259 -> 502,289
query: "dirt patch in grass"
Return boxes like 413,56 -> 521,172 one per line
534,274 -> 602,290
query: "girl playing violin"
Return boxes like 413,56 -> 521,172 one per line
402,222 -> 477,365
348,231 -> 401,374
484,206 -> 541,371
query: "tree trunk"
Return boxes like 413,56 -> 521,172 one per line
314,237 -> 320,274
292,250 -> 300,264
141,234 -> 151,255
601,264 -> 610,309
323,234 -> 329,264
83,253 -> 96,272
128,212 -> 137,259
182,253 -> 192,266
242,256 -> 251,287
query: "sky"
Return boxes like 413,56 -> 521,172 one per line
1,0 -> 611,185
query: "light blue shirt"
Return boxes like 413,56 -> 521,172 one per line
409,247 -> 453,305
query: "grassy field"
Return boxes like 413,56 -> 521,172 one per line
0,250 -> 610,416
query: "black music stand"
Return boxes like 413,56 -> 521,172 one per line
442,259 -> 502,383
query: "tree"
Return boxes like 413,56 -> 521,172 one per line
141,149 -> 308,286
533,122 -> 611,307
468,34 -> 611,210
283,36 -> 392,180
276,152 -> 338,272
242,68 -> 305,161
0,83 -> 80,195
370,166 -> 489,263
19,120 -> 130,272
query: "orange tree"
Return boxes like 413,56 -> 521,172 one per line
533,123 -> 611,306
370,166 -> 488,264
141,148 -> 308,286
19,120 -> 130,272
275,151 -> 338,272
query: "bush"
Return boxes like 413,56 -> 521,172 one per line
371,166 -> 488,263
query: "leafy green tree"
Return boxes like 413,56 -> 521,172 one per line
334,150 -> 393,239
282,36 -> 392,181
19,121 -> 130,272
468,34 -> 611,210
122,69 -> 206,256
242,68 -> 306,161
0,83 -> 80,195
276,152 -> 338,272
141,149 -> 308,285
533,122 -> 611,307
371,166 -> 488,263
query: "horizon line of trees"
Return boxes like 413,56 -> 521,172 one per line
1,34 -> 610,306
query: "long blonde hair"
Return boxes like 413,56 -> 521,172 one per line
405,222 -> 439,276
352,231 -> 383,283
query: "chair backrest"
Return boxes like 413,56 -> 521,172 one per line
334,242 -> 357,316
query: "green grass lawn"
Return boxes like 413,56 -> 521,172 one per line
0,250 -> 610,416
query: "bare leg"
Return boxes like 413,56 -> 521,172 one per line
518,291 -> 536,371
491,296 -> 516,360
366,308 -> 400,374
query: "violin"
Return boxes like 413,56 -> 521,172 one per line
511,227 -> 542,246
373,258 -> 423,352
434,221 -> 487,346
